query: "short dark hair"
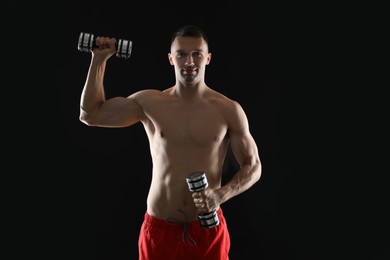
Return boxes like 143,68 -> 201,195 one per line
171,24 -> 209,47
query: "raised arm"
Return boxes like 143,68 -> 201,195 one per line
79,36 -> 144,128
218,100 -> 262,204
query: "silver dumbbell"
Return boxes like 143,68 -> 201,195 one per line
186,171 -> 220,228
77,32 -> 132,59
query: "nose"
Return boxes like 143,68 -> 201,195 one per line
185,56 -> 194,67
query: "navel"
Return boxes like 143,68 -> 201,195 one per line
214,136 -> 220,142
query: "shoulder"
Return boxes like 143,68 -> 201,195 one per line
127,89 -> 162,99
206,89 -> 249,130
128,86 -> 176,99
126,89 -> 167,104
207,89 -> 244,113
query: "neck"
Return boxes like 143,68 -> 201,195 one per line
172,82 -> 207,99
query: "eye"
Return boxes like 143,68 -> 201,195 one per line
177,52 -> 188,58
193,52 -> 202,57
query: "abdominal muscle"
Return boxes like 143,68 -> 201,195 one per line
146,173 -> 200,221
145,145 -> 226,222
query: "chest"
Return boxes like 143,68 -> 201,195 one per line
145,101 -> 228,146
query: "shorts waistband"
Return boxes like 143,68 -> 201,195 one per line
143,208 -> 223,229
143,208 -> 223,246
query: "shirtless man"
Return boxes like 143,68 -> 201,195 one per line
79,24 -> 262,260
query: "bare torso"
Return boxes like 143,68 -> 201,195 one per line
136,87 -> 231,221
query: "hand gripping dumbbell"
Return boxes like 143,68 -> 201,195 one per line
77,32 -> 132,59
186,171 -> 220,228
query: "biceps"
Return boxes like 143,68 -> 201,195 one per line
97,97 -> 144,126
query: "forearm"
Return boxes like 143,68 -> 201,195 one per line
218,161 -> 261,204
80,57 -> 108,121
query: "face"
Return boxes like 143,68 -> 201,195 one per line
168,36 -> 211,84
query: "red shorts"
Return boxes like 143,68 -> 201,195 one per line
138,208 -> 230,260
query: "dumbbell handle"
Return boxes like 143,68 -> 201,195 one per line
77,32 -> 132,59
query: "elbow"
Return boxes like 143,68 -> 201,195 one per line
254,161 -> 262,183
79,111 -> 97,126
79,116 -> 90,126
251,160 -> 262,184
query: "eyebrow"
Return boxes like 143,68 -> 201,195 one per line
175,48 -> 203,52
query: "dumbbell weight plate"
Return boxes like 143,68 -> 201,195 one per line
77,32 -> 94,53
116,38 -> 132,59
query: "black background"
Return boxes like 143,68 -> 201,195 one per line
6,1 -> 388,260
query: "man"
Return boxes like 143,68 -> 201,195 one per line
79,24 -> 262,260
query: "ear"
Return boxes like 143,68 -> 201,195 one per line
168,53 -> 174,65
206,53 -> 212,65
